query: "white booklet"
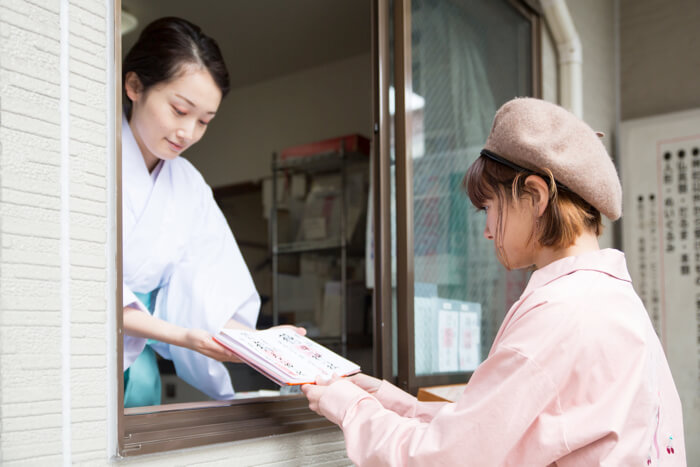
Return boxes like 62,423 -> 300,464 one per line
214,328 -> 361,386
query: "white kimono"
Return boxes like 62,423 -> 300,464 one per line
122,116 -> 260,400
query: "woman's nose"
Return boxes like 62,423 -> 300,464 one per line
176,123 -> 194,142
483,226 -> 493,240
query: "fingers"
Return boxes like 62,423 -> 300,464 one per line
202,338 -> 240,362
314,373 -> 340,386
301,383 -> 322,415
277,324 -> 307,336
348,373 -> 381,393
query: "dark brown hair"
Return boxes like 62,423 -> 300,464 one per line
122,17 -> 230,119
463,155 -> 602,252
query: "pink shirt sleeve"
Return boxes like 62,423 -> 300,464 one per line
318,346 -> 569,466
371,380 -> 448,422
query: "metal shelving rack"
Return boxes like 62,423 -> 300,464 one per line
270,142 -> 367,355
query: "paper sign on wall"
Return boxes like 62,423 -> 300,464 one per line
621,108 -> 700,463
437,299 -> 481,373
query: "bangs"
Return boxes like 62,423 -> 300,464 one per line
463,155 -> 516,209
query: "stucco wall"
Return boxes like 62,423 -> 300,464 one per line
565,0 -> 617,249
620,0 -> 700,120
1,0 -> 110,463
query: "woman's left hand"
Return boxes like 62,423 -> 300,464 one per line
273,324 -> 307,336
301,374 -> 340,416
224,319 -> 307,336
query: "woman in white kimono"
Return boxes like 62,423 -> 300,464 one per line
121,17 -> 300,407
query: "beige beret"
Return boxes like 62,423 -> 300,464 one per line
483,97 -> 622,221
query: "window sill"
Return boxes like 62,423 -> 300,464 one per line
121,395 -> 332,456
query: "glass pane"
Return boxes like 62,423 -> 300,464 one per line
410,0 -> 532,376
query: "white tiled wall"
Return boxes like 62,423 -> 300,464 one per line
1,0 -> 65,464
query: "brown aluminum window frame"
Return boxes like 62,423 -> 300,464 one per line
112,1 -> 394,456
392,0 -> 543,396
113,0 -> 538,454
372,0 -> 394,382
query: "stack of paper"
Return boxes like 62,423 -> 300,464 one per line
215,328 -> 360,386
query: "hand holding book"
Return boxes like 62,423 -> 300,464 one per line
214,327 -> 360,386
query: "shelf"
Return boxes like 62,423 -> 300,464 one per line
273,150 -> 368,174
274,238 -> 344,254
313,336 -> 343,343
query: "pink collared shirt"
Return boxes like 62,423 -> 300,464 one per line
318,249 -> 686,466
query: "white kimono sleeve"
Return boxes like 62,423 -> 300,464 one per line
149,181 -> 261,400
122,284 -> 150,370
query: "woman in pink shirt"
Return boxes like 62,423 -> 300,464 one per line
302,98 -> 686,466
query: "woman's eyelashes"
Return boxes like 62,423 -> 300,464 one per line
171,105 -> 209,126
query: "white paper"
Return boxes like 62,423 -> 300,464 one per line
216,328 -> 360,385
458,302 -> 481,371
438,303 -> 460,372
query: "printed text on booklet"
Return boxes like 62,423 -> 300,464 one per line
214,328 -> 360,385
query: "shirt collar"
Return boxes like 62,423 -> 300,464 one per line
523,248 -> 631,295
122,114 -> 164,182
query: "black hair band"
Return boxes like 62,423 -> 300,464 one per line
479,149 -> 571,193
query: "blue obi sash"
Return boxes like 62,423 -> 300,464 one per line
124,290 -> 162,408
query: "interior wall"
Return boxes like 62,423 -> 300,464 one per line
620,0 -> 700,120
185,53 -> 372,188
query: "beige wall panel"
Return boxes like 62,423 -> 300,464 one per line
620,0 -> 700,119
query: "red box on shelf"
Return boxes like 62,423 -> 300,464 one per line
280,134 -> 370,161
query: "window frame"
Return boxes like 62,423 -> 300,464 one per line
391,0 -> 543,395
112,0 -> 540,456
112,1 -> 350,456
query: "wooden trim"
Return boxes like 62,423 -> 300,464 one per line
121,397 -> 332,456
520,0 -> 543,15
372,0 -> 394,381
509,0 -> 543,98
212,181 -> 262,201
395,0 -> 543,394
115,1 -> 374,457
394,0 -> 416,394
115,0 -> 125,452
414,372 -> 472,389
532,12 -> 543,99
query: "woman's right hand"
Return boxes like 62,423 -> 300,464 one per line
124,307 -> 242,362
184,328 -> 242,363
348,373 -> 382,394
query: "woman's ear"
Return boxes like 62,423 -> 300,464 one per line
524,174 -> 550,217
124,72 -> 143,103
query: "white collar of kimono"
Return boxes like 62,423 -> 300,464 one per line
122,114 -> 164,184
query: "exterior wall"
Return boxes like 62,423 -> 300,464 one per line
541,0 -> 617,248
1,0 -> 110,463
566,0 -> 617,249
620,0 -> 700,120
